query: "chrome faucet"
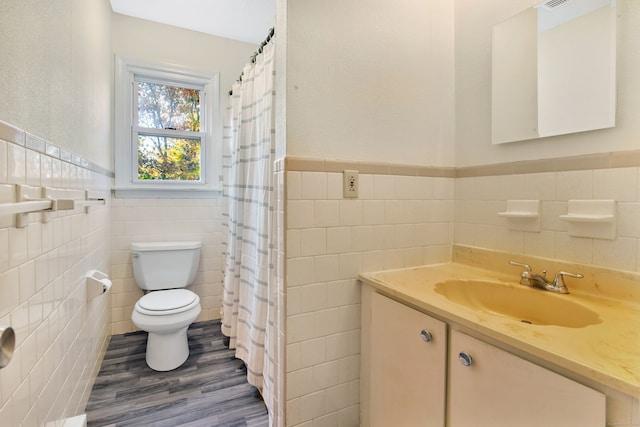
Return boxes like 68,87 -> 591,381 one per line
509,261 -> 583,294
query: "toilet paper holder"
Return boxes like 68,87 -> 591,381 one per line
0,326 -> 15,369
86,270 -> 112,300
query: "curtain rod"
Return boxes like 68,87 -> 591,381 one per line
229,27 -> 275,96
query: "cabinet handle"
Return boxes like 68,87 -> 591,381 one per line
458,352 -> 473,366
420,330 -> 433,343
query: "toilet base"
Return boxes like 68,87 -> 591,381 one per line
145,326 -> 190,371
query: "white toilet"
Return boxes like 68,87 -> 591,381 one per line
131,241 -> 202,371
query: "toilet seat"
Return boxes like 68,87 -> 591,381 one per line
135,289 -> 199,316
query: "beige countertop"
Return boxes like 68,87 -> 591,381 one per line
359,262 -> 640,398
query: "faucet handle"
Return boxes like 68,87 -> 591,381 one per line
509,260 -> 532,286
509,260 -> 531,271
552,271 -> 583,293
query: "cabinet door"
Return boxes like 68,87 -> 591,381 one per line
368,291 -> 447,427
449,330 -> 605,427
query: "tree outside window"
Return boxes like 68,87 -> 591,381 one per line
135,81 -> 203,181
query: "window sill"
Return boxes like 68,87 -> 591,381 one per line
113,187 -> 221,199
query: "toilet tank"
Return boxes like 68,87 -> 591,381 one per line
131,241 -> 201,290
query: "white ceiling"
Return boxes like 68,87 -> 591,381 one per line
110,0 -> 276,45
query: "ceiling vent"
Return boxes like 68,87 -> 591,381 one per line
539,0 -> 571,10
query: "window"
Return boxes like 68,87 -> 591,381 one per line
115,57 -> 220,196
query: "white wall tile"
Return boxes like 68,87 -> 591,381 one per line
339,200 -> 362,226
350,226 -> 373,252
287,343 -> 301,373
325,329 -> 360,361
338,253 -> 362,280
313,360 -> 339,391
25,150 -> 40,186
362,200 -> 385,225
524,172 -> 556,200
556,170 -> 594,200
383,200 -> 404,224
313,201 -> 339,227
405,200 -> 426,223
592,237 -> 638,272
475,176 -> 499,200
8,227 -> 27,269
617,203 -> 640,238
489,228 -> 522,255
372,225 -> 394,250
0,268 -> 19,318
393,224 -> 414,248
287,367 -> 315,399
18,261 -> 35,305
287,257 -> 314,287
287,172 -> 302,200
288,230 -> 301,258
524,230 -> 556,258
326,227 -> 351,254
373,175 -> 394,199
7,143 -> 25,184
0,229 -> 8,274
555,233 -> 593,265
0,140 -> 7,184
313,255 -> 340,283
299,283 -> 328,313
357,174 -> 374,200
327,173 -> 343,200
593,168 -> 638,202
300,228 -> 327,257
50,159 -> 61,188
394,176 -> 419,200
454,177 -> 475,200
298,391 -> 326,423
287,313 -> 316,344
289,201 -> 315,229
301,172 -> 328,200
497,174 -> 525,200
300,338 -> 327,368
540,201 -> 568,232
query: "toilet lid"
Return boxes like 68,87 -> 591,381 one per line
138,289 -> 197,311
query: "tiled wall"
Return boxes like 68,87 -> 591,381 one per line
454,158 -> 640,273
110,197 -> 224,334
0,121 -> 111,426
284,159 -> 454,426
282,152 -> 640,426
271,161 -> 286,427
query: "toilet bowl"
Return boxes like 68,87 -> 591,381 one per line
132,289 -> 201,371
130,241 -> 202,371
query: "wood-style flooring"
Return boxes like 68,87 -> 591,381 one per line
85,320 -> 269,427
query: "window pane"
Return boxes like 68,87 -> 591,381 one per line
137,81 -> 201,132
137,135 -> 201,181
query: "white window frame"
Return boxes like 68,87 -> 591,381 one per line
115,56 -> 221,197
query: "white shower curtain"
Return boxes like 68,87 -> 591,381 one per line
221,36 -> 278,424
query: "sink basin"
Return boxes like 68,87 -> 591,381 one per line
434,279 -> 601,328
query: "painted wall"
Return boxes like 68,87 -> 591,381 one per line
0,1 -> 113,424
0,0 -> 113,170
284,0 -> 455,167
111,13 -> 256,121
455,0 -> 640,166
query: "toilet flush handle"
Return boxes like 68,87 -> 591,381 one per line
132,253 -> 139,258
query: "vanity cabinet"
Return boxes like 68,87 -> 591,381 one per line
449,330 -> 605,427
362,290 -> 447,427
361,288 -> 606,427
